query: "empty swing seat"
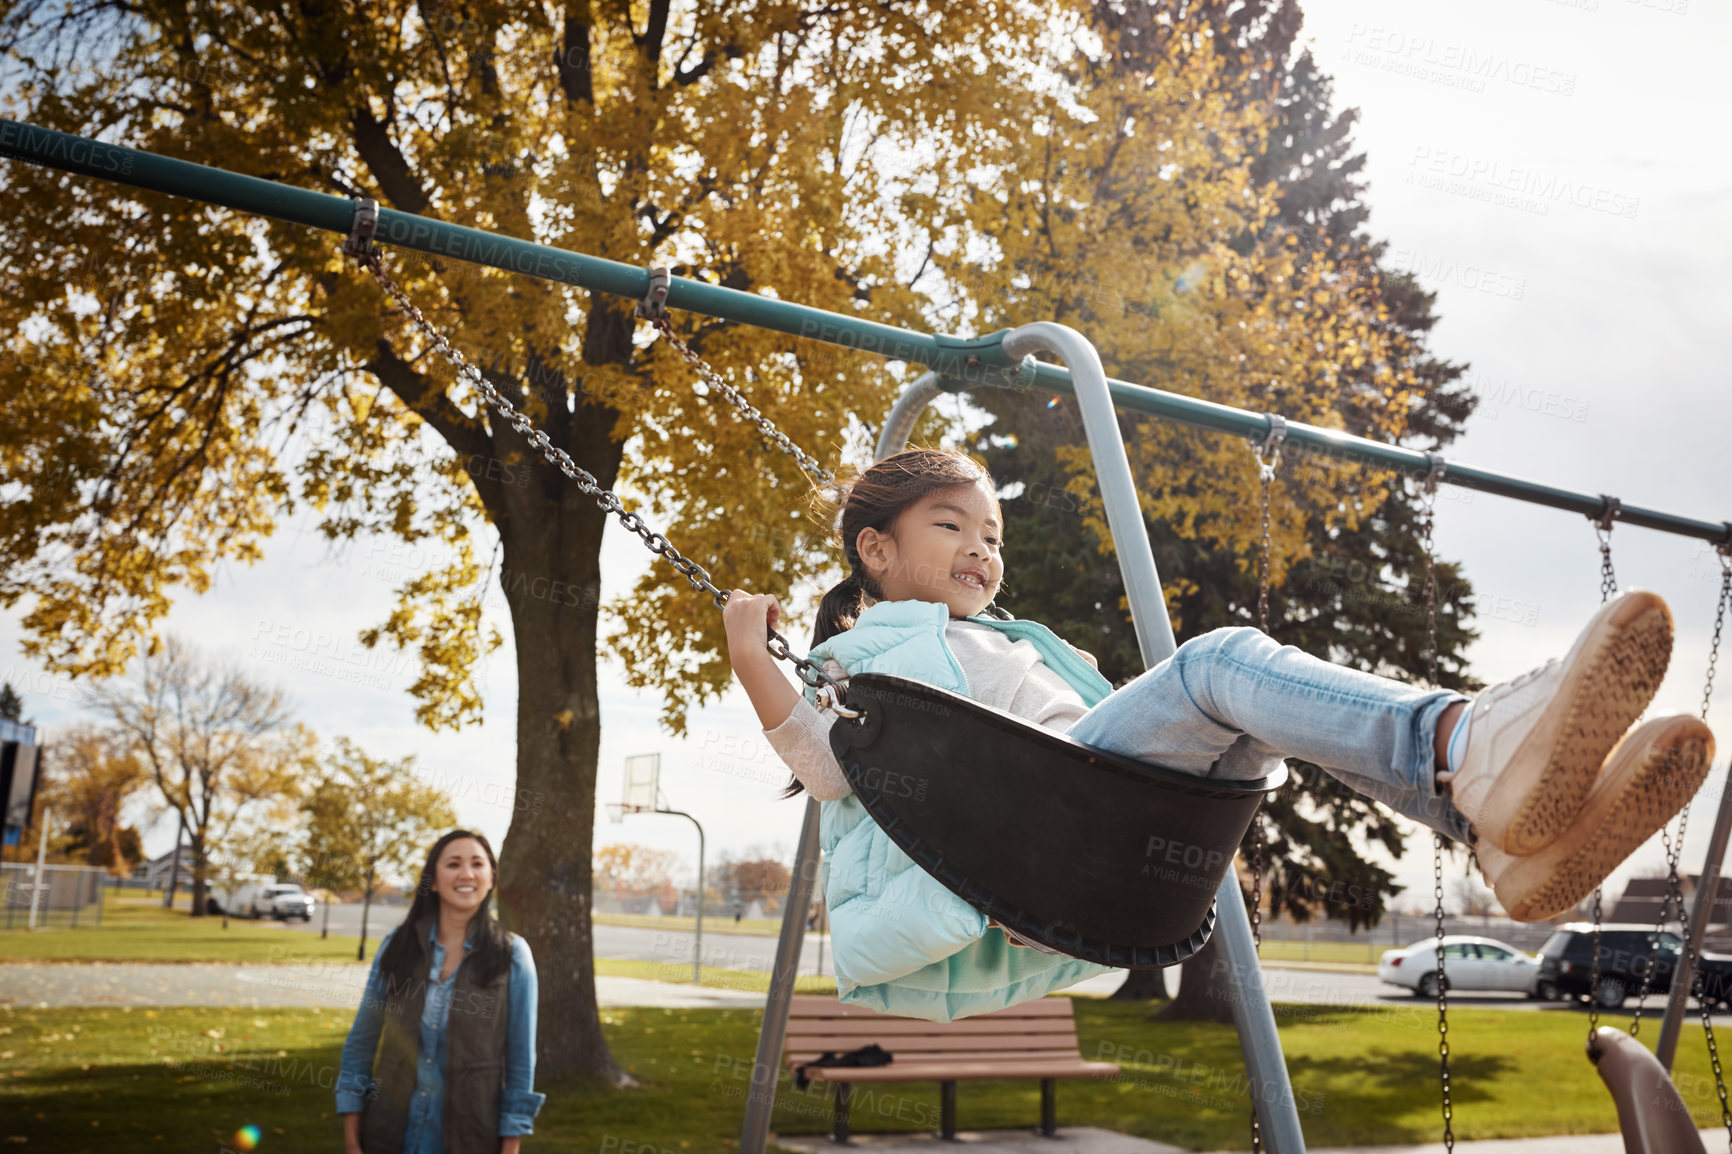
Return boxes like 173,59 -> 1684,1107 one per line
1589,1026 -> 1708,1154
829,674 -> 1287,970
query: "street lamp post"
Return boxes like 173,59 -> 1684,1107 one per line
656,807 -> 706,984
28,806 -> 50,931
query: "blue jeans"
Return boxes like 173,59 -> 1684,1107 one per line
1066,626 -> 1475,843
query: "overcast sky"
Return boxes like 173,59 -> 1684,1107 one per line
4,0 -> 1728,924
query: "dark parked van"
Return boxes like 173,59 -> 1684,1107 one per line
1536,923 -> 1732,1009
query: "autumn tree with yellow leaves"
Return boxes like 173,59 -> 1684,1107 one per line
0,0 -> 1471,1077
1,0 -> 1054,1081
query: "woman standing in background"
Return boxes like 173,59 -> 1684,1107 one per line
337,829 -> 544,1154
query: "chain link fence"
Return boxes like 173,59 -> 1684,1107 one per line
1256,914 -> 1569,962
2,862 -> 106,931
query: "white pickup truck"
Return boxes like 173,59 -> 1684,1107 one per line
218,881 -> 316,921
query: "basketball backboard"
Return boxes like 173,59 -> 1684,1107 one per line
622,752 -> 660,812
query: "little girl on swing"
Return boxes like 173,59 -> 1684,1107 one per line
723,447 -> 1714,1022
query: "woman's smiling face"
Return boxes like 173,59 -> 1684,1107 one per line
432,836 -> 493,916
857,480 -> 1004,618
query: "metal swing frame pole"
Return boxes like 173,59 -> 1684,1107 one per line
739,798 -> 823,1154
859,328 -> 1306,1152
999,323 -> 1305,1154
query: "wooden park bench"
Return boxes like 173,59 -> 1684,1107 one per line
781,994 -> 1120,1142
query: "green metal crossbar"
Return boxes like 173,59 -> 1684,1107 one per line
2,116 -> 1729,549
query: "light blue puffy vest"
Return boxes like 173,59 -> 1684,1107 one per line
805,600 -> 1120,1021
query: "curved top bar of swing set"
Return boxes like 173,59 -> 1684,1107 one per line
4,116 -> 1728,551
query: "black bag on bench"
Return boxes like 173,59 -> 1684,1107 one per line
794,1043 -> 894,1089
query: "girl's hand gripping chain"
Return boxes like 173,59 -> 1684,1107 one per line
723,590 -> 802,730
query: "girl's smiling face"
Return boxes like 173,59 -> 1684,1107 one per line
431,836 -> 493,917
856,480 -> 1004,618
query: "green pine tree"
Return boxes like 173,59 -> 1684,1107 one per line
975,1 -> 1481,1012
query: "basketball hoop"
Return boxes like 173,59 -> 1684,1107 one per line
606,803 -> 627,825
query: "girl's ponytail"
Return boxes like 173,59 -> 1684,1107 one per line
811,571 -> 874,647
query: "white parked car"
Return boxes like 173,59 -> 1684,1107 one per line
217,881 -> 315,921
1377,935 -> 1541,997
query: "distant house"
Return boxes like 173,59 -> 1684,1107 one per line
1610,874 -> 1732,946
136,844 -> 196,892
1610,876 -> 1675,925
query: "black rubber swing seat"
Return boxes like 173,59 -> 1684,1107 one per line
828,673 -> 1288,970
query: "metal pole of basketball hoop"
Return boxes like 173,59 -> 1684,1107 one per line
613,754 -> 706,985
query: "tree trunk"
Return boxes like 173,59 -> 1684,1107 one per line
163,818 -> 184,909
321,891 -> 331,940
1110,966 -> 1170,1001
1156,931 -> 1238,1023
358,862 -> 374,963
189,833 -> 208,918
495,375 -> 633,1085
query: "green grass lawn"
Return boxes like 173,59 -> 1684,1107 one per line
6,995 -> 1729,1152
0,893 -> 370,964
1251,940 -> 1382,970
594,958 -> 839,996
594,912 -> 793,938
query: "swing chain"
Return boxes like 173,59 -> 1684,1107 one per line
1417,461 -> 1454,1152
1702,549 -> 1732,722
1635,543 -> 1732,1036
1245,427 -> 1284,1154
1250,415 -> 1284,635
1434,831 -> 1454,1153
1421,458 -> 1445,688
646,313 -> 836,484
1588,885 -> 1604,1045
1690,547 -> 1732,1144
1594,496 -> 1621,602
1586,514 -> 1618,1050
342,237 -> 859,717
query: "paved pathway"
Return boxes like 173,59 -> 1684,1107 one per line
0,963 -> 775,1009
11,949 -> 1722,1023
775,1126 -> 1715,1154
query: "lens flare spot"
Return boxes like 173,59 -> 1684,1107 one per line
1044,397 -> 1060,409
232,1125 -> 263,1151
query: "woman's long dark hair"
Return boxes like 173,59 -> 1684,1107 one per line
377,829 -> 513,990
781,447 -> 998,799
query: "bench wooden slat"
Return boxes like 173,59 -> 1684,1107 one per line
789,1039 -> 1080,1053
791,1059 -> 1121,1083
786,1018 -> 1079,1038
787,995 -> 1076,1018
787,1033 -> 1078,1049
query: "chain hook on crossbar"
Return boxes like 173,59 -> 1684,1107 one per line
1423,454 -> 1448,496
344,196 -> 380,267
1593,494 -> 1623,536
1249,413 -> 1286,480
636,265 -> 671,322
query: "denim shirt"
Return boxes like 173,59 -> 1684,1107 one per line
335,924 -> 546,1150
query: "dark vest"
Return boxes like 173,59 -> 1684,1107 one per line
361,916 -> 513,1154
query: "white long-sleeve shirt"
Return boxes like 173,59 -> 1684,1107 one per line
762,619 -> 1092,801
